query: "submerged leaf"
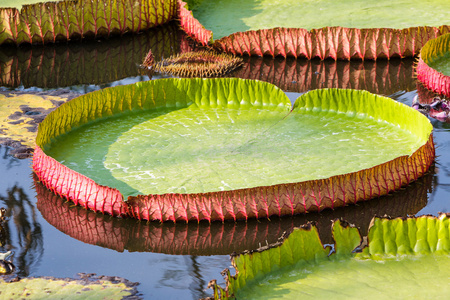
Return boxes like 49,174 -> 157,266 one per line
211,214 -> 450,299
0,91 -> 71,156
0,273 -> 140,299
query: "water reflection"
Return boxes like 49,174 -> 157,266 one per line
230,56 -> 416,95
0,184 -> 43,277
35,168 -> 433,256
0,21 -> 191,89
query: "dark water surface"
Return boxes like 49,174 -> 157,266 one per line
0,26 -> 448,299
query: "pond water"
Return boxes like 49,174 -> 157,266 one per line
0,25 -> 449,299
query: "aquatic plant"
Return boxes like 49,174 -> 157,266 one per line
142,49 -> 243,77
0,0 -> 177,45
32,78 -> 434,222
180,0 -> 450,59
416,33 -> 450,97
209,214 -> 450,299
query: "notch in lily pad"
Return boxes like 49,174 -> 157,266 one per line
209,214 -> 450,299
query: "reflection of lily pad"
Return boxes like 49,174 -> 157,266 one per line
231,57 -> 416,95
0,273 -> 139,299
181,0 -> 450,59
34,169 -> 432,255
209,214 -> 450,299
0,22 -> 190,89
33,78 -> 434,222
416,33 -> 450,97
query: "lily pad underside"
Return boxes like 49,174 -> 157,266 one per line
34,169 -> 432,255
180,0 -> 450,59
33,78 -> 434,222
0,273 -> 139,299
416,33 -> 450,98
210,214 -> 450,299
0,0 -> 177,45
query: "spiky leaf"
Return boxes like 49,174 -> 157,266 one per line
0,0 -> 177,45
181,0 -> 450,59
416,33 -> 450,97
211,215 -> 450,299
33,79 -> 434,222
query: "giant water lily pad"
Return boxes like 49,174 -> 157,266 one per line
188,0 -> 450,39
33,78 -> 434,222
209,214 -> 450,299
180,0 -> 450,59
0,0 -> 177,45
416,33 -> 450,97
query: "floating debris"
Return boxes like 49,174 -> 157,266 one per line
142,49 -> 243,78
413,95 -> 450,122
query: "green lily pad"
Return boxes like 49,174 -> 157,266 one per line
46,91 -> 421,196
180,0 -> 449,59
188,0 -> 450,40
0,0 -> 177,45
1,0 -> 64,10
416,33 -> 450,97
210,215 -> 450,299
33,78 -> 434,222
